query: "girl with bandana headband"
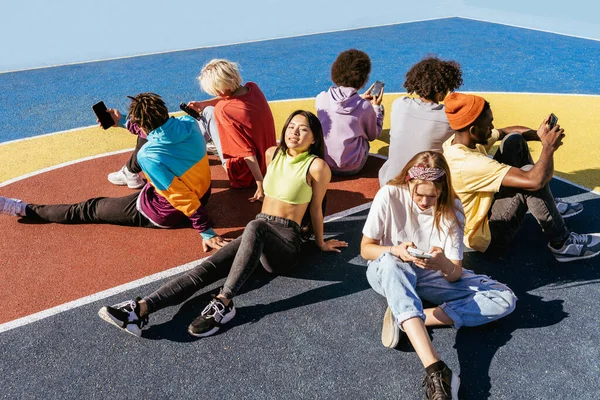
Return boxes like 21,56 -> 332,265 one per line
360,151 -> 516,400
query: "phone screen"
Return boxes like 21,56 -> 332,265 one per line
92,101 -> 114,130
370,81 -> 385,97
548,113 -> 558,129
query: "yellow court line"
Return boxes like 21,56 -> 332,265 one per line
1,93 -> 599,191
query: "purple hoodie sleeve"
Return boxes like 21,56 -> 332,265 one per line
188,205 -> 215,237
362,103 -> 384,141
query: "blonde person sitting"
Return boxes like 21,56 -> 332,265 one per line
186,59 -> 277,202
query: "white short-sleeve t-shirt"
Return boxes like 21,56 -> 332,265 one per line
362,185 -> 464,261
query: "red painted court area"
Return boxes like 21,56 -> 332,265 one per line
0,153 -> 383,324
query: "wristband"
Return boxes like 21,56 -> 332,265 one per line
200,228 -> 217,240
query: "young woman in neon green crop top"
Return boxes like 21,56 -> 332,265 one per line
99,110 -> 348,338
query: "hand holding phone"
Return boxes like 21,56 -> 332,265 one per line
180,102 -> 200,120
92,101 -> 115,130
369,80 -> 385,97
407,247 -> 433,259
548,113 -> 558,130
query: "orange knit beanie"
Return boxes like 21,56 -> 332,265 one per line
444,92 -> 485,130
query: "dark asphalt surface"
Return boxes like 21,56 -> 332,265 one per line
1,180 -> 599,399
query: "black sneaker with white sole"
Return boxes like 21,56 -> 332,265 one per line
98,298 -> 148,337
188,297 -> 236,338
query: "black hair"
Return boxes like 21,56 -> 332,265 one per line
404,56 -> 463,100
127,93 -> 169,133
330,49 -> 372,89
276,110 -> 327,240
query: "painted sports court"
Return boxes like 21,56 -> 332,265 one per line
1,17 -> 599,399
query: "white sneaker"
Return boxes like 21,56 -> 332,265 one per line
0,196 -> 26,216
107,166 -> 145,189
206,141 -> 219,156
549,232 -> 600,262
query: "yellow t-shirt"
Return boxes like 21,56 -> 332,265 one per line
443,140 -> 511,252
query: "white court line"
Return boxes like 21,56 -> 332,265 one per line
2,130 -> 599,333
0,203 -> 372,334
3,91 -> 597,148
0,148 -> 134,188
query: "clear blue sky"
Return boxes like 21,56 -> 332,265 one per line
1,0 -> 598,72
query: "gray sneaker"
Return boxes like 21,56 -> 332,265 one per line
555,198 -> 583,219
0,196 -> 26,216
549,232 -> 600,262
381,306 -> 402,348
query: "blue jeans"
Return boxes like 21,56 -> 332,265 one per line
366,253 -> 517,329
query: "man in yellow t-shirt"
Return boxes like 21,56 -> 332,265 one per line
442,93 -> 599,263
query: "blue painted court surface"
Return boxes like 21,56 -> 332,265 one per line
1,17 -> 599,142
1,17 -> 600,400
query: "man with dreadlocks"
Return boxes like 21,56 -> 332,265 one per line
0,93 -> 228,251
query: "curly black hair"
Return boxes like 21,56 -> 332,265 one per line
330,49 -> 371,89
403,56 -> 463,101
127,93 -> 170,133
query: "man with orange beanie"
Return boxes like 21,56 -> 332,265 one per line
442,92 -> 599,262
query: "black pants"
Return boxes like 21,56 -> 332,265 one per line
143,214 -> 302,313
486,133 -> 569,256
25,192 -> 154,227
126,136 -> 148,174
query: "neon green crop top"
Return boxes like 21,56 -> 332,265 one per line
263,150 -> 317,204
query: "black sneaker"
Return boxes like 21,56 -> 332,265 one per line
98,298 -> 148,337
423,366 -> 460,400
188,297 -> 236,338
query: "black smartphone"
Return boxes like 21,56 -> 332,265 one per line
92,101 -> 114,130
548,113 -> 558,129
369,80 -> 385,97
180,102 -> 200,120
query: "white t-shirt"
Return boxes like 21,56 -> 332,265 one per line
362,185 -> 464,261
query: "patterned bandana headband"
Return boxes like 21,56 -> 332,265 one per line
406,165 -> 446,182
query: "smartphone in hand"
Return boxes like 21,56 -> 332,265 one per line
407,247 -> 433,259
92,101 -> 114,130
369,80 -> 385,97
548,113 -> 558,130
180,102 -> 200,120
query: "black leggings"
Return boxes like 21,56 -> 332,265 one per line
143,214 -> 302,313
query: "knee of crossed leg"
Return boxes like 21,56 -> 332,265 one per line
484,289 -> 518,321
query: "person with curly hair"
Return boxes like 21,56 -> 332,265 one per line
0,93 -> 228,251
95,110 -> 348,338
378,56 -> 463,186
316,49 -> 384,175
